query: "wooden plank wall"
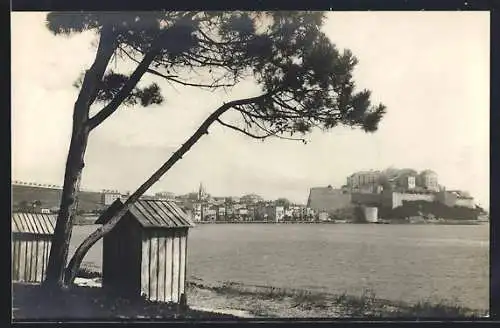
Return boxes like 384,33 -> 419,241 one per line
165,233 -> 173,301
140,232 -> 150,298
157,233 -> 166,302
179,233 -> 187,297
171,230 -> 180,303
103,217 -> 141,294
149,233 -> 159,301
12,235 -> 51,283
141,229 -> 187,303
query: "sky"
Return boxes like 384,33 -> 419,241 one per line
11,11 -> 490,207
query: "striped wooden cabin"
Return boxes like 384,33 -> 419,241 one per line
12,212 -> 56,283
96,199 -> 195,303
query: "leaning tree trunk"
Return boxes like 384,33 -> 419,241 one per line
43,27 -> 117,289
64,93 -> 271,285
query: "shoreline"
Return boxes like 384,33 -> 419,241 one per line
176,220 -> 486,226
67,269 -> 487,319
74,220 -> 487,226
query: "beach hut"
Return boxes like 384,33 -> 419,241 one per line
96,199 -> 195,303
12,212 -> 57,283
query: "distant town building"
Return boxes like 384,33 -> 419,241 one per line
305,207 -> 315,219
397,175 -> 416,190
346,170 -> 382,189
217,206 -> 226,220
266,205 -> 285,222
193,203 -> 202,222
198,183 -> 209,201
101,190 -> 122,206
204,208 -> 217,221
418,170 -> 439,192
318,211 -> 330,221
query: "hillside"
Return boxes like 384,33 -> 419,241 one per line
12,185 -> 103,212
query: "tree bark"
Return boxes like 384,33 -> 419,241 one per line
43,27 -> 117,289
64,92 -> 273,285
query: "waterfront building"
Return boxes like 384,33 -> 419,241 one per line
418,170 -> 439,192
204,208 -> 217,221
318,211 -> 330,221
238,208 -> 249,221
193,203 -> 202,222
217,206 -> 226,220
346,170 -> 382,189
101,190 -> 122,206
265,205 -> 285,222
397,175 -> 416,190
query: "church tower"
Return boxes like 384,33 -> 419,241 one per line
198,182 -> 207,201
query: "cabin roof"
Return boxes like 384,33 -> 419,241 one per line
95,199 -> 195,229
12,212 -> 57,235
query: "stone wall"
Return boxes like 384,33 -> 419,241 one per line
455,197 -> 475,208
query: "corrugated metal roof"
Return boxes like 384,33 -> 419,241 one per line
96,199 -> 195,228
12,212 -> 57,235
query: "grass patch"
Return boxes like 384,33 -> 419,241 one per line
16,271 -> 486,319
12,282 -> 237,320
186,280 -> 486,318
396,299 -> 488,318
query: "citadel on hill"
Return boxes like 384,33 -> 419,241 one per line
307,168 -> 482,222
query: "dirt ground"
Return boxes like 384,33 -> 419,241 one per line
11,282 -> 238,320
12,279 -> 487,320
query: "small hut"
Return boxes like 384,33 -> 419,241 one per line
12,212 -> 57,283
96,199 -> 195,303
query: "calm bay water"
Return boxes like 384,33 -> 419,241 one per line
70,223 -> 489,310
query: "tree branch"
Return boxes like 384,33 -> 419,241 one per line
148,67 -> 236,88
197,29 -> 250,46
86,47 -> 160,131
239,110 -> 308,143
119,44 -> 236,89
216,118 -> 272,139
